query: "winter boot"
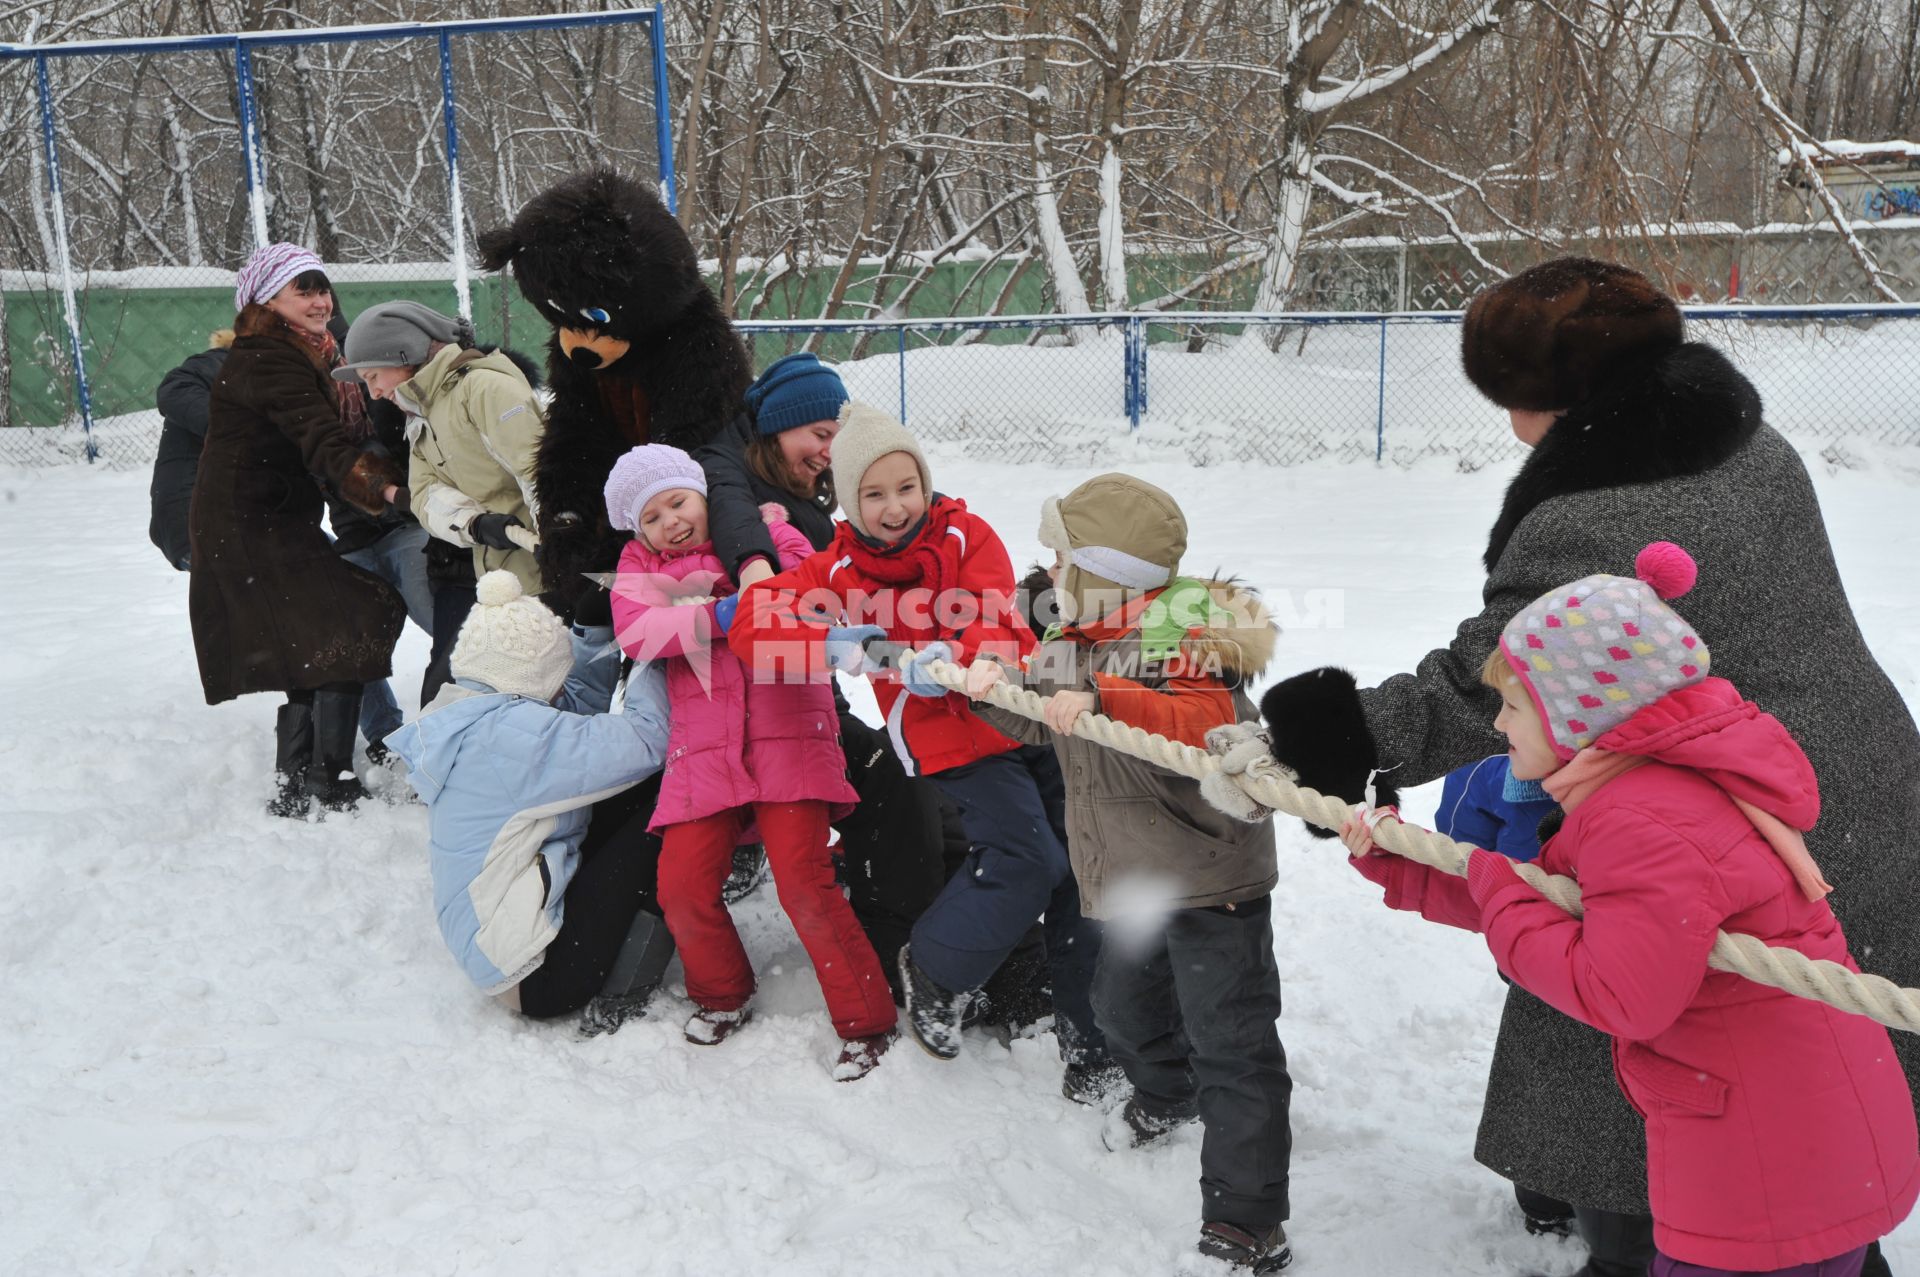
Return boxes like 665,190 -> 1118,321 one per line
1197,1220 -> 1291,1273
1525,1207 -> 1654,1277
1101,1095 -> 1197,1151
684,1005 -> 753,1046
267,700 -> 315,819
1861,1241 -> 1891,1277
832,1031 -> 895,1082
722,843 -> 770,904
306,686 -> 372,813
898,945 -> 970,1061
577,909 -> 676,1039
1514,1185 -> 1575,1239
1061,1058 -> 1128,1107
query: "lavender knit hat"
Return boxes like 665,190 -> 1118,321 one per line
234,243 -> 325,312
1499,542 -> 1712,758
604,444 -> 708,534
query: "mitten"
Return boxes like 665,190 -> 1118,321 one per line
1199,722 -> 1293,824
759,502 -> 789,526
712,594 -> 740,633
504,523 -> 540,553
901,642 -> 954,698
825,624 -> 887,674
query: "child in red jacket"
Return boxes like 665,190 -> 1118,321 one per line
1341,543 -> 1918,1277
729,403 -> 1113,1093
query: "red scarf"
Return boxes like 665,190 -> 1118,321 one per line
833,495 -> 967,641
287,322 -> 371,442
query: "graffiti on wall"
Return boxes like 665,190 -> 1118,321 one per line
1864,184 -> 1920,219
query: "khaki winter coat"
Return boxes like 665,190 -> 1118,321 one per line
975,579 -> 1278,920
403,345 -> 546,596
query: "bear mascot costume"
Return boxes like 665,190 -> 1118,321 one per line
477,168 -> 752,620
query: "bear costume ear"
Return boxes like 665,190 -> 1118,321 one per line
476,227 -> 522,271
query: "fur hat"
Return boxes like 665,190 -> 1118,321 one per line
604,444 -> 708,535
234,243 -> 324,313
1500,542 -> 1711,758
333,301 -> 473,381
746,352 -> 850,435
1038,473 -> 1187,624
451,570 -> 574,701
1461,258 -> 1684,411
830,401 -> 932,538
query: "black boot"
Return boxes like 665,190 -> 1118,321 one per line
1526,1207 -> 1654,1277
1514,1184 -> 1576,1239
1860,1239 -> 1891,1277
306,686 -> 371,813
267,699 -> 314,819
898,945 -> 970,1060
578,909 -> 676,1039
722,843 -> 770,904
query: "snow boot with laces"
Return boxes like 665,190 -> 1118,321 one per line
1197,1220 -> 1291,1273
898,945 -> 970,1060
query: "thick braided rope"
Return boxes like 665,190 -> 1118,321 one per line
905,652 -> 1920,1037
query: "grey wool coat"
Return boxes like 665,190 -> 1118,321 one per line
1265,341 -> 1920,1213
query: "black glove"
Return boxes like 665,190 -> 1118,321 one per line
571,587 -> 613,628
470,512 -> 525,551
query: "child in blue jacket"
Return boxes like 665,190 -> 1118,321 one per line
1434,755 -> 1559,863
386,570 -> 675,1036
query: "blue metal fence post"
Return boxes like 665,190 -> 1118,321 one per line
897,325 -> 908,424
1125,315 -> 1147,432
234,40 -> 270,248
1375,317 -> 1388,463
438,31 -> 472,322
34,53 -> 96,460
648,5 -> 678,214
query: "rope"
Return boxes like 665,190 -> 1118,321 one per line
900,650 -> 1920,1037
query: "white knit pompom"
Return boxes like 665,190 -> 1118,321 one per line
475,569 -> 523,607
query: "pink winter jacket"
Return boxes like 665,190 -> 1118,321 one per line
1356,678 -> 1918,1270
611,515 -> 856,831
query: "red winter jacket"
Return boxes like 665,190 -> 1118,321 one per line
1356,678 -> 1919,1270
727,497 -> 1032,776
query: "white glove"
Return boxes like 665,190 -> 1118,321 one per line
1199,721 -> 1291,824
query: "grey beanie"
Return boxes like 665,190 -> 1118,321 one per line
332,301 -> 473,381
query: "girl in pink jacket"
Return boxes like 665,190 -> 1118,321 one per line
1341,542 -> 1917,1277
605,445 -> 895,1079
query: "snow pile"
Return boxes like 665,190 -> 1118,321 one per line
1,456 -> 1916,1274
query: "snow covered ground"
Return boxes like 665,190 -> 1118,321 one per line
3,448 -> 1918,1276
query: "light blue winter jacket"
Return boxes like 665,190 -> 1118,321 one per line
385,625 -> 670,994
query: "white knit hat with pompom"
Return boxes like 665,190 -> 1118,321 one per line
450,570 -> 574,701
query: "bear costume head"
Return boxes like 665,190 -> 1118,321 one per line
479,169 -> 706,372
477,169 -> 751,619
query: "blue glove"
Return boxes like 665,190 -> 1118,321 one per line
712,593 -> 740,633
901,642 -> 954,698
824,624 -> 886,673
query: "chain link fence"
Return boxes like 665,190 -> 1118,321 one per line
0,11 -> 668,467
740,307 -> 1920,471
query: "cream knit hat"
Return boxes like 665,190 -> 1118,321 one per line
450,570 -> 574,701
829,400 -> 932,538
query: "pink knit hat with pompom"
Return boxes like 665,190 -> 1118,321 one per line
1499,542 -> 1711,757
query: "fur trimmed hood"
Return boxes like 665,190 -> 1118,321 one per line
1178,578 -> 1276,679
1484,341 -> 1763,571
